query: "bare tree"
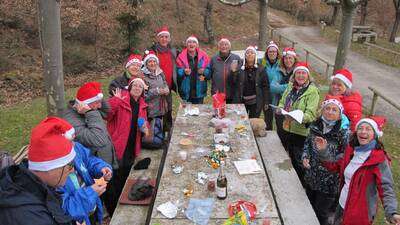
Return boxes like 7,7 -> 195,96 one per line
203,0 -> 215,44
390,0 -> 400,42
37,0 -> 65,116
218,0 -> 269,49
359,0 -> 368,26
175,0 -> 183,23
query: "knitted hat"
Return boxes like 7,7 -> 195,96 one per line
156,26 -> 170,37
241,45 -> 258,70
143,50 -> 159,66
125,53 -> 143,69
282,47 -> 296,57
186,35 -> 199,45
321,96 -> 344,114
218,37 -> 231,47
266,41 -> 279,52
42,117 -> 75,140
356,116 -> 386,138
293,61 -> 310,75
28,119 -> 76,171
76,82 -> 103,105
331,69 -> 353,89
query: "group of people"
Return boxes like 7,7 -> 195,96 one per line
0,25 -> 399,225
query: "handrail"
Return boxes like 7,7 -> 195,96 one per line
368,86 -> 400,115
363,42 -> 400,56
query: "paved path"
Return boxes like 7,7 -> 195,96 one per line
275,26 -> 400,126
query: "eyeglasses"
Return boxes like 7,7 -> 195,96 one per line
66,161 -> 74,171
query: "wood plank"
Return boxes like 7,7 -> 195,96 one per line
110,148 -> 164,225
256,131 -> 320,225
150,217 -> 282,225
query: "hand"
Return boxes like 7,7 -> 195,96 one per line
303,158 -> 311,169
74,102 -> 91,114
263,104 -> 269,111
390,214 -> 400,224
199,75 -> 205,81
275,108 -> 282,115
314,136 -> 328,151
143,125 -> 150,137
76,222 -> 85,225
184,68 -> 191,75
197,68 -> 205,75
161,87 -> 170,95
101,167 -> 113,181
91,183 -> 107,196
230,61 -> 238,72
284,115 -> 294,122
112,88 -> 126,100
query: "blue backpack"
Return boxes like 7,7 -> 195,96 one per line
141,117 -> 164,149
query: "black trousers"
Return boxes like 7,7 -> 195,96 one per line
306,189 -> 337,225
101,170 -> 119,217
275,114 -> 285,144
263,107 -> 273,130
281,131 -> 307,186
245,104 -> 258,118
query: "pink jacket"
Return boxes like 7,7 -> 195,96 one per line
107,91 -> 148,159
176,48 -> 209,69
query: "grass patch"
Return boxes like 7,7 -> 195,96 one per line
322,26 -> 400,68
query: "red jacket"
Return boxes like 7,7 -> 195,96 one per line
156,50 -> 174,89
323,145 -> 397,225
107,91 -> 148,159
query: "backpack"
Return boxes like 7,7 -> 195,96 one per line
0,150 -> 15,170
141,117 -> 164,149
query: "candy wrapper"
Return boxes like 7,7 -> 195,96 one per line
205,149 -> 226,169
212,92 -> 226,118
223,211 -> 248,225
228,200 -> 257,221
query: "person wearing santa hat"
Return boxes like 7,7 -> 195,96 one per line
327,68 -> 363,133
260,41 -> 281,130
64,81 -> 119,216
277,62 -> 320,184
230,45 -> 270,118
207,37 -> 241,104
316,116 -> 400,225
301,97 -> 350,225
0,119 -> 76,224
176,35 -> 210,104
109,52 -> 145,96
107,78 -> 149,198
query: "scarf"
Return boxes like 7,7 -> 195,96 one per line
283,83 -> 309,111
355,139 -> 377,152
321,116 -> 338,134
154,43 -> 170,53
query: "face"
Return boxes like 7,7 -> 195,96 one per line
218,41 -> 231,54
283,55 -> 296,68
322,103 -> 341,121
267,48 -> 278,61
46,161 -> 74,187
357,123 -> 375,145
127,63 -> 141,76
130,82 -> 144,98
187,40 -> 198,52
330,78 -> 347,96
245,50 -> 256,66
157,34 -> 170,47
294,70 -> 309,86
88,100 -> 102,110
146,59 -> 158,72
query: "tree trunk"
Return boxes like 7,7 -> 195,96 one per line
175,0 -> 183,23
334,4 -> 356,71
390,11 -> 400,42
37,0 -> 65,117
204,0 -> 215,44
329,5 -> 339,26
359,0 -> 368,26
258,0 -> 268,49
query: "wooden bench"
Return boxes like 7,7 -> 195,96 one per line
109,148 -> 165,225
256,131 -> 319,225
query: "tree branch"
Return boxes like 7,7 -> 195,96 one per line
218,0 -> 253,6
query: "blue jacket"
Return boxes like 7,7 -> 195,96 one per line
58,142 -> 111,225
261,59 -> 287,105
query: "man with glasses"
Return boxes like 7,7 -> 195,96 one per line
0,118 -> 76,225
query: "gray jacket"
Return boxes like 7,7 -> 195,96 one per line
63,100 -> 118,169
207,52 -> 241,101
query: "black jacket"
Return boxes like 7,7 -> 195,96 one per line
231,65 -> 271,117
108,71 -> 130,96
0,164 -> 73,225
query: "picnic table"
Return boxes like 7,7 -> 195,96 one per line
149,104 -> 280,224
352,25 -> 377,43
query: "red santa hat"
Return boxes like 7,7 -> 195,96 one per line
156,26 -> 170,37
331,68 -> 353,89
125,53 -> 143,69
266,41 -> 279,52
28,118 -> 76,171
76,82 -> 103,105
356,115 -> 386,138
186,35 -> 199,45
293,61 -> 310,75
143,50 -> 159,65
282,47 -> 297,57
218,37 -> 231,47
42,117 -> 75,140
321,96 -> 344,114
241,45 -> 258,70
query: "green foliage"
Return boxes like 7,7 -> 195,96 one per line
116,11 -> 146,54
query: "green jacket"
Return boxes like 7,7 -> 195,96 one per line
278,82 -> 320,137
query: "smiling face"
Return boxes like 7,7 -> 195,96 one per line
130,81 -> 144,98
283,55 -> 296,68
218,41 -> 231,54
127,62 -> 141,76
146,58 -> 158,72
330,78 -> 347,96
157,34 -> 170,47
187,40 -> 198,52
357,123 -> 375,145
322,103 -> 341,121
267,48 -> 278,61
245,50 -> 256,66
294,69 -> 309,86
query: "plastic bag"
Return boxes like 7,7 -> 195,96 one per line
228,200 -> 257,221
212,92 -> 226,118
